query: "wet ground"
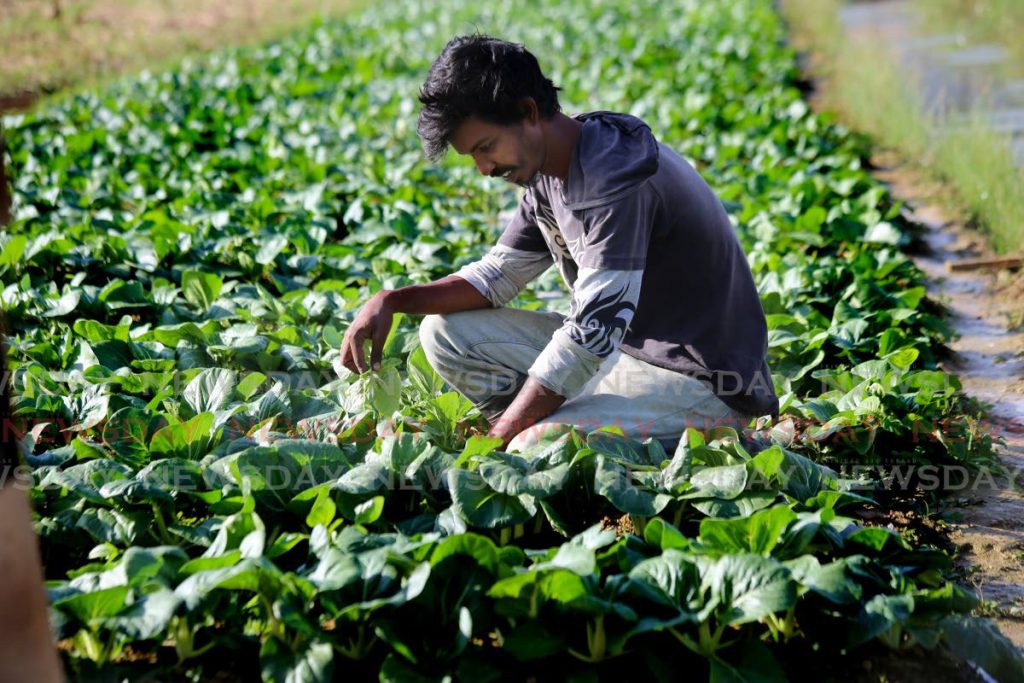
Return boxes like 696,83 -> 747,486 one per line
872,151 -> 1024,651
840,0 -> 1024,166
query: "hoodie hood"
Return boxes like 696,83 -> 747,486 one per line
562,111 -> 660,211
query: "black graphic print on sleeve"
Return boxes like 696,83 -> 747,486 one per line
564,268 -> 642,357
528,267 -> 643,397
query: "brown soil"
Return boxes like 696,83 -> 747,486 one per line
0,91 -> 40,113
599,513 -> 638,537
820,644 -> 986,683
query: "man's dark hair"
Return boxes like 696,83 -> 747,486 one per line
417,35 -> 561,161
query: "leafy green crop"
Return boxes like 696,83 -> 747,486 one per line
1,0 -> 1019,680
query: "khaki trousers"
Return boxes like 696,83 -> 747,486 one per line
418,307 -> 752,452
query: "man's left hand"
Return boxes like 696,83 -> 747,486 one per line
487,377 -> 566,447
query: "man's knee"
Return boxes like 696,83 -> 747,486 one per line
418,312 -> 468,365
418,314 -> 442,349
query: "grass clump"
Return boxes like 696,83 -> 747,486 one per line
782,0 -> 1024,254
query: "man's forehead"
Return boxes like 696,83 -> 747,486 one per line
450,117 -> 501,155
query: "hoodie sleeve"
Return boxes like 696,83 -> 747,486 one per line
454,190 -> 553,307
526,186 -> 656,398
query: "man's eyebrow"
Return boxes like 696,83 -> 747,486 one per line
469,137 -> 491,154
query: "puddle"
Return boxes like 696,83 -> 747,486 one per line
945,44 -> 1007,69
1013,138 -> 1024,166
840,0 -> 1024,166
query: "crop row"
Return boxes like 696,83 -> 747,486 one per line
2,0 -> 1020,680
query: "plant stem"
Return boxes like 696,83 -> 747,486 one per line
151,502 -> 173,545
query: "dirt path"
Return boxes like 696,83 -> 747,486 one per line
872,153 -> 1024,649
0,0 -> 362,114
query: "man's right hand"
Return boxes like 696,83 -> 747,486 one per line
337,276 -> 491,375
339,291 -> 395,374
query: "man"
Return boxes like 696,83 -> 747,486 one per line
339,35 -> 778,451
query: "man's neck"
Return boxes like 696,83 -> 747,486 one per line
540,113 -> 583,182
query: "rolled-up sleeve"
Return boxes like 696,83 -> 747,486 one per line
454,245 -> 553,308
454,188 -> 553,307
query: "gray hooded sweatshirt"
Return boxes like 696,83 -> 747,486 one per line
455,111 -> 778,418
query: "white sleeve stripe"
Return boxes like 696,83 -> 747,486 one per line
528,329 -> 603,397
453,244 -> 553,307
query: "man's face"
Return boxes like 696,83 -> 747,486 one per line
450,115 -> 546,188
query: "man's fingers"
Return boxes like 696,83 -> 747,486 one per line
341,327 -> 368,374
339,341 -> 357,375
350,330 -> 369,373
339,332 -> 357,374
369,324 -> 388,371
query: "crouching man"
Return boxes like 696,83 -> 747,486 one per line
339,35 -> 778,451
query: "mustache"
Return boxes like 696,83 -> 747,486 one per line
489,166 -> 515,178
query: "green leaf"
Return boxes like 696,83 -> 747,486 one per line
237,372 -> 268,400
149,412 -> 216,460
150,322 -> 214,346
0,234 -> 27,267
594,455 -> 671,516
448,468 -> 536,529
174,558 -> 282,610
453,434 -> 504,468
353,495 -> 385,524
255,235 -> 289,266
343,359 -> 402,416
784,555 -> 866,605
101,407 -> 163,464
588,431 -> 652,466
430,390 -> 474,426
862,221 -> 903,245
685,464 -> 749,500
92,339 -> 133,369
703,554 -> 796,626
699,505 -> 797,555
305,489 -> 337,528
644,518 -> 692,551
100,590 -> 181,640
54,585 -> 131,622
182,270 -> 224,310
709,639 -> 788,683
629,549 -> 704,610
68,383 -> 111,431
42,289 -> 82,317
260,638 -> 334,683
885,347 -> 919,371
379,433 -> 430,475
500,622 -> 567,661
853,593 -> 914,646
942,615 -> 1024,683
477,452 -> 571,498
408,345 -> 444,398
184,368 -> 238,416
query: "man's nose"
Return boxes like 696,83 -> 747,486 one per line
476,157 -> 496,176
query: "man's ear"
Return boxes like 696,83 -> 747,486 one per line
519,97 -> 540,124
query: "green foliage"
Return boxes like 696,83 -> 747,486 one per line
2,0 -> 1014,679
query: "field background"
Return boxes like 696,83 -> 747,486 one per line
0,0 -> 363,106
2,0 -> 1023,681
